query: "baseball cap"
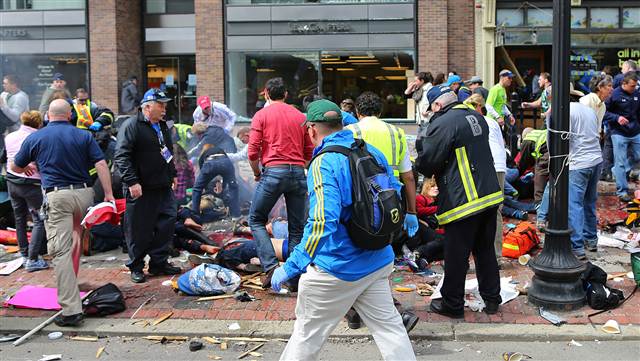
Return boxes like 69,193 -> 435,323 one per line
446,75 -> 462,86
466,75 -> 483,84
140,88 -> 171,105
197,96 -> 211,110
426,85 -> 453,109
53,73 -> 64,81
499,69 -> 514,78
304,99 -> 343,124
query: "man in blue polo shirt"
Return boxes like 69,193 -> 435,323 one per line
270,100 -> 416,360
11,99 -> 114,327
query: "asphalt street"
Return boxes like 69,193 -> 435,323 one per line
1,335 -> 639,361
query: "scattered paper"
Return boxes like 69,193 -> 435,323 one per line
161,280 -> 173,286
228,322 -> 241,330
568,339 -> 583,347
0,257 -> 23,275
5,286 -> 87,310
431,276 -> 519,311
39,355 -> 62,361
47,332 -> 63,340
540,307 -> 566,326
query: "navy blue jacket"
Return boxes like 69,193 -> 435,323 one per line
604,87 -> 640,137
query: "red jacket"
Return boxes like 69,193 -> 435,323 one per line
416,195 -> 444,234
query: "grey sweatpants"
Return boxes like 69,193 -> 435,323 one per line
280,263 -> 416,361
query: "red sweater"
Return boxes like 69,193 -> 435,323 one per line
417,195 -> 444,234
247,102 -> 314,167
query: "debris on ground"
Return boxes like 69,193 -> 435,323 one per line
38,355 -> 62,361
189,339 -> 204,351
203,336 -> 222,344
0,257 -> 23,275
130,294 -> 155,320
539,307 -> 566,326
0,334 -> 20,342
234,290 -> 256,302
208,355 -> 222,360
416,283 -> 434,296
238,343 -> 265,359
222,337 -> 269,342
142,335 -> 189,344
502,352 -> 532,361
196,294 -> 235,302
70,336 -> 99,342
96,346 -> 106,358
228,322 -> 241,330
220,342 -> 228,350
601,319 -> 621,334
47,332 -> 63,340
568,339 -> 583,347
152,311 -> 173,326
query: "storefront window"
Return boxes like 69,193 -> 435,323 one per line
0,54 -> 87,110
227,52 -> 319,119
527,8 -> 552,27
226,0 -> 412,4
590,8 -> 620,29
623,8 -> 640,29
497,9 -> 524,27
0,0 -> 85,10
571,8 -> 587,29
146,0 -> 194,14
146,56 -> 197,124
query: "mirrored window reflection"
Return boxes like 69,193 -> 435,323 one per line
590,8 -> 620,29
0,0 -> 85,10
321,51 -> 414,119
571,8 -> 587,29
146,0 -> 194,14
527,8 -> 552,27
227,52 -> 319,119
497,9 -> 524,27
623,8 -> 640,28
225,0 -> 411,4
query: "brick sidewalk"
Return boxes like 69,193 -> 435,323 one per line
1,193 -> 639,326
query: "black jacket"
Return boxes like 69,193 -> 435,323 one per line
415,103 -> 502,225
114,112 -> 177,189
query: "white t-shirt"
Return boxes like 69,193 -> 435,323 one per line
484,116 -> 507,173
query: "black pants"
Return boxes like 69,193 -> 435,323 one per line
441,207 -> 501,311
406,223 -> 444,263
602,130 -> 613,176
123,187 -> 176,272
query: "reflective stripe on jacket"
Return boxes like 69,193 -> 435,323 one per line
415,103 -> 503,225
523,129 -> 547,159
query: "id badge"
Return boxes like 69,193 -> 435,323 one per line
160,146 -> 173,163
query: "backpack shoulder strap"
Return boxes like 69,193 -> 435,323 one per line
310,144 -> 352,163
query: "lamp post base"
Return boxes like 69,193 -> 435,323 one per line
528,228 -> 586,311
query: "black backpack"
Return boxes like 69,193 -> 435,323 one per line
312,139 -> 404,250
82,283 -> 126,316
581,262 -> 624,310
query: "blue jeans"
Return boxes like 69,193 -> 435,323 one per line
568,164 -> 601,255
249,166 -> 307,272
611,133 -> 640,196
504,168 -> 519,196
191,157 -> 239,218
537,183 -> 549,223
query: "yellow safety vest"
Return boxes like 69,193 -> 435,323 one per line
73,100 -> 94,129
347,117 -> 406,178
174,124 -> 192,150
523,129 -> 547,159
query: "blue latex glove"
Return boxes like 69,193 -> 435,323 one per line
403,213 -> 418,237
270,266 -> 291,293
88,122 -> 102,132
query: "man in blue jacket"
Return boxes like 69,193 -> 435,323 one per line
270,100 -> 415,360
604,73 -> 640,202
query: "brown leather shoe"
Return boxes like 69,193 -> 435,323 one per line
260,267 -> 276,289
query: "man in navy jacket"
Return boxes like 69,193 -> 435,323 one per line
604,73 -> 640,201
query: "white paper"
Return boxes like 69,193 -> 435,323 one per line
0,257 -> 23,276
431,276 -> 519,310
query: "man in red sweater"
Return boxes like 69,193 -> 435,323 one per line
247,77 -> 314,288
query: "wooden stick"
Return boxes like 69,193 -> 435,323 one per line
241,284 -> 263,291
238,343 -> 265,359
130,294 -> 155,319
196,294 -> 235,302
240,272 -> 262,282
13,291 -> 93,346
151,311 -> 173,326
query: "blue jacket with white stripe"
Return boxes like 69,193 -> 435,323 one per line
282,130 -> 400,282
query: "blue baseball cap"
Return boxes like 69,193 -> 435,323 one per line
426,85 -> 453,110
53,73 -> 64,81
499,69 -> 514,78
140,88 -> 171,105
446,75 -> 462,86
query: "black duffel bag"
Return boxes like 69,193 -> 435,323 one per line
82,283 -> 126,316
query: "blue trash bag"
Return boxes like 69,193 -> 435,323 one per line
177,264 -> 241,296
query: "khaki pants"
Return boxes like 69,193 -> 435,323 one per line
495,172 -> 505,258
45,188 -> 94,316
280,263 -> 416,361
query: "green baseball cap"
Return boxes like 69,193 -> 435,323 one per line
305,99 -> 343,124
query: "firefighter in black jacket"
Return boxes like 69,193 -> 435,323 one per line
415,85 -> 503,318
114,88 -> 180,284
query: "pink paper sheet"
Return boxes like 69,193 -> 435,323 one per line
4,286 -> 87,310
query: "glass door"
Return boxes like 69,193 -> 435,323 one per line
146,56 -> 197,124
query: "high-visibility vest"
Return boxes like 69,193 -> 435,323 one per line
523,129 -> 547,159
174,124 -> 193,150
73,101 -> 94,129
347,117 -> 406,178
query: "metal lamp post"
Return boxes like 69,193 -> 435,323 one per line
528,0 -> 586,310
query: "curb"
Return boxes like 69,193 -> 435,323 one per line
2,317 -> 639,342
